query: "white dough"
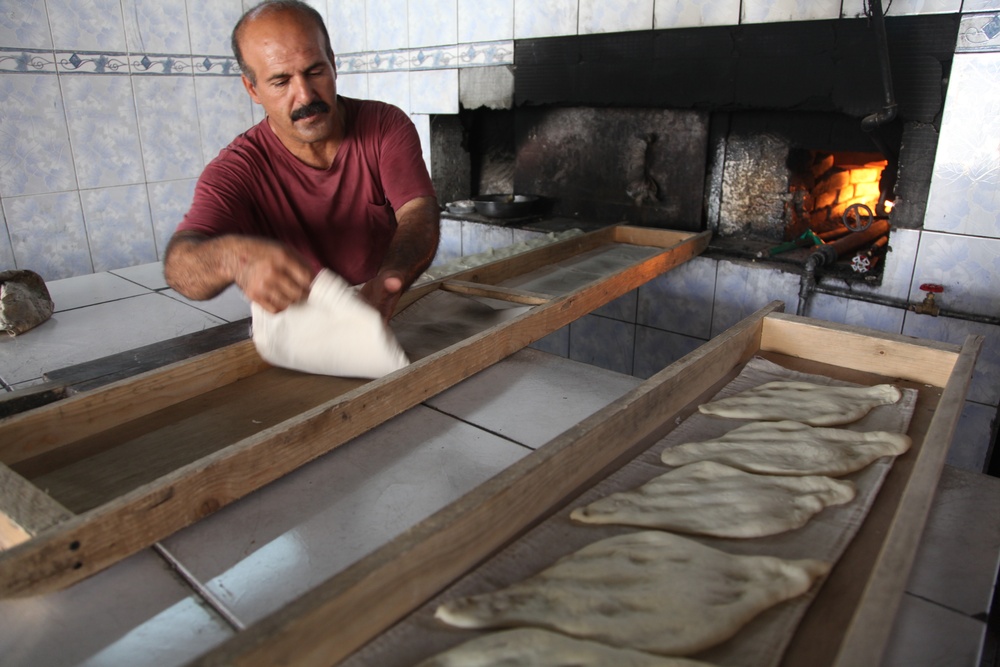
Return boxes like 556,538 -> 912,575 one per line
414,628 -> 719,667
434,531 -> 829,656
251,269 -> 409,379
570,461 -> 856,538
660,420 -> 911,476
698,380 -> 902,426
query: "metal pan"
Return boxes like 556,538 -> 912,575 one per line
473,194 -> 540,219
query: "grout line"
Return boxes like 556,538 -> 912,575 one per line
152,542 -> 247,632
421,402 -> 537,452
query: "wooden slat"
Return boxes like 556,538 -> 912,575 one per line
190,301 -> 782,667
760,312 -> 961,388
0,227 -> 709,596
611,226 -> 695,248
829,333 -> 982,667
0,464 -> 74,550
0,340 -> 269,466
440,280 -> 552,305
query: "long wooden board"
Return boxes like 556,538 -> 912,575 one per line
0,225 -> 709,597
185,304 -> 981,667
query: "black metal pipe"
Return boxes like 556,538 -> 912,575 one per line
861,0 -> 898,136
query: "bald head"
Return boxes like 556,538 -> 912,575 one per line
232,0 -> 334,85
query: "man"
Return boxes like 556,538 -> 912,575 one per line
164,0 -> 439,322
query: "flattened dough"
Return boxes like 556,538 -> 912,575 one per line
570,461 -> 856,538
434,531 -> 829,656
251,269 -> 409,379
661,420 -> 911,476
698,380 -> 902,426
415,628 -> 718,667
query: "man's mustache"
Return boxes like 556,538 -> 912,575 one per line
291,100 -> 331,121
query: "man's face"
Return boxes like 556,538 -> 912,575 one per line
239,10 -> 339,150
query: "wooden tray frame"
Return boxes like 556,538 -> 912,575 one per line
185,302 -> 982,667
0,225 -> 709,598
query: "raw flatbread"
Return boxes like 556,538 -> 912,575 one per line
570,461 -> 856,538
251,269 -> 409,379
414,628 -> 718,667
434,531 -> 829,656
660,420 -> 912,476
698,380 -> 902,426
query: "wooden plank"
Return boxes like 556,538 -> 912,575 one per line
440,280 -> 552,305
0,228 -> 709,596
190,301 -> 782,667
611,226 -> 696,248
760,313 -> 961,388
0,464 -> 74,550
0,340 -> 269,466
829,333 -> 982,667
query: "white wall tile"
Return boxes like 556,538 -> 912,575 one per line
963,0 -> 1000,10
122,0 -> 192,55
654,0 -> 741,28
133,76 -> 203,182
946,400 -> 997,472
579,0 -> 654,34
409,68 -> 459,113
328,0 -> 367,54
63,74 -> 145,190
458,0 -> 514,42
0,0 -> 51,49
637,256 -> 717,339
337,72 -> 369,99
409,0 -> 457,47
910,231 -> 1000,319
816,227 -> 920,302
195,75 -> 254,165
711,259 -> 800,336
368,70 -> 411,114
81,184 -> 157,272
410,112 -> 432,176
924,53 -> 1000,238
47,0 -> 128,52
902,313 -> 1000,407
5,192 -> 92,280
515,0 -> 579,39
366,0 -> 408,52
187,0 -> 244,55
843,0 -> 963,17
0,205 -> 15,270
741,0 -> 841,23
804,292 -> 906,335
0,74 -> 77,198
147,179 -> 197,258
634,325 -> 706,379
569,314 -> 635,375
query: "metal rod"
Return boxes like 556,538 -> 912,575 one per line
152,543 -> 247,632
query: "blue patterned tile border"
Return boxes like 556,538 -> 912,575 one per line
0,49 -> 57,74
957,12 -> 1000,52
0,47 -> 240,76
1,41 -> 513,77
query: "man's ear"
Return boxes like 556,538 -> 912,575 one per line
242,74 -> 261,104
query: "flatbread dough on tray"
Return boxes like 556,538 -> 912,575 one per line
570,461 -> 857,538
434,531 -> 829,657
414,628 -> 719,667
660,420 -> 912,476
698,380 -> 902,426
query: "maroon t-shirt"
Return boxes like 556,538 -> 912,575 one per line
177,96 -> 435,285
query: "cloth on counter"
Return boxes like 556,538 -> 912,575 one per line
251,269 -> 409,379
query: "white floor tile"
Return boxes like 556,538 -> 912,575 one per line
426,348 -> 641,449
0,550 -> 233,667
882,594 -> 986,667
110,261 -> 169,290
160,405 -> 529,626
0,293 -> 225,384
46,272 -> 150,312
162,285 -> 251,323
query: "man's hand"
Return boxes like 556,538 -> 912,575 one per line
164,232 -> 314,313
360,269 -> 405,322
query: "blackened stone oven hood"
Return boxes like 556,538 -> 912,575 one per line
476,13 -> 961,242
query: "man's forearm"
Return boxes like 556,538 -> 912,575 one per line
163,233 -> 238,300
381,196 -> 441,289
